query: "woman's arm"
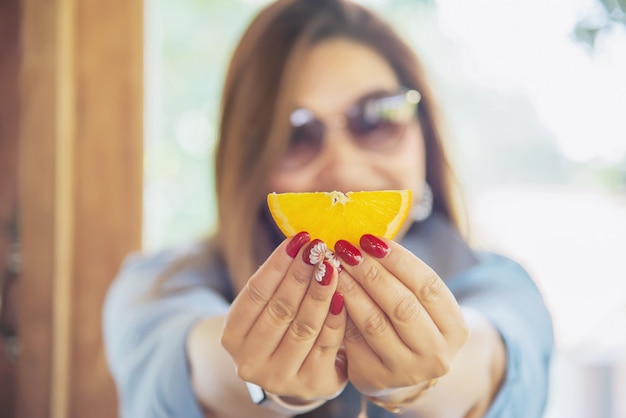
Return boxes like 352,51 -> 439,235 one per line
103,252 -> 232,418
187,316 -> 291,418
447,253 -> 554,418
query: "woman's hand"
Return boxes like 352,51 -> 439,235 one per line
220,233 -> 348,402
333,234 -> 470,397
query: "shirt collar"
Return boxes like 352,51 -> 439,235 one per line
400,212 -> 478,280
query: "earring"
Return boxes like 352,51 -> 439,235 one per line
412,183 -> 433,222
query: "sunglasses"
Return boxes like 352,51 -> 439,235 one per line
281,88 -> 421,170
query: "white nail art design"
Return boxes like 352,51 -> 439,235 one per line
308,241 -> 341,282
315,261 -> 326,283
308,241 -> 328,265
326,252 -> 342,269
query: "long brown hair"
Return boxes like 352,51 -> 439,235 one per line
215,0 -> 465,292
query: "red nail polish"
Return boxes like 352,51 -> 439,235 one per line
302,239 -> 326,265
360,234 -> 389,258
330,292 -> 344,315
286,231 -> 310,258
316,260 -> 334,286
334,240 -> 362,266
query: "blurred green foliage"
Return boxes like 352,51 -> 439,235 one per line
573,0 -> 626,48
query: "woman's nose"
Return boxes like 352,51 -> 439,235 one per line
315,128 -> 372,192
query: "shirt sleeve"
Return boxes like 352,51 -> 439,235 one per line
446,252 -> 554,418
103,250 -> 230,418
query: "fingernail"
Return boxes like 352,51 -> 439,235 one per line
315,260 -> 334,286
334,240 -> 362,266
330,292 -> 344,315
286,231 -> 310,258
360,234 -> 390,258
302,239 -> 326,265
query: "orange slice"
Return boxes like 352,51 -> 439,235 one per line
267,190 -> 412,246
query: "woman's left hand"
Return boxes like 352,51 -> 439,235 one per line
333,235 -> 470,397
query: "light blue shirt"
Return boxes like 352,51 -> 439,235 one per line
103,215 -> 554,417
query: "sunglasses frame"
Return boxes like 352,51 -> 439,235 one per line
282,88 -> 422,170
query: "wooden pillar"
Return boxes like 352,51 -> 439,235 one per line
18,0 -> 143,417
0,0 -> 21,413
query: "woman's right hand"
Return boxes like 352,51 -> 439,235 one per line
220,233 -> 348,402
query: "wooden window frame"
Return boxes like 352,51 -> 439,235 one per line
16,0 -> 144,417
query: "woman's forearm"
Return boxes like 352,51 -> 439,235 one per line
186,316 -> 291,418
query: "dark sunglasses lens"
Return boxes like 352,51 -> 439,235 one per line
283,109 -> 324,169
347,94 -> 416,149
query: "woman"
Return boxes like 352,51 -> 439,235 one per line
103,0 -> 554,417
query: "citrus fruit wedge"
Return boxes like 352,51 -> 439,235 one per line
267,190 -> 412,246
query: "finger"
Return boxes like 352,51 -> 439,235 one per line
224,232 -> 310,344
273,260 -> 339,369
301,291 -> 346,369
246,239 -> 330,361
298,292 -> 349,398
335,240 -> 442,357
337,268 -> 415,369
342,316 -> 390,389
361,235 -> 468,347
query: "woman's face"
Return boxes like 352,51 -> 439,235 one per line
267,38 -> 426,198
